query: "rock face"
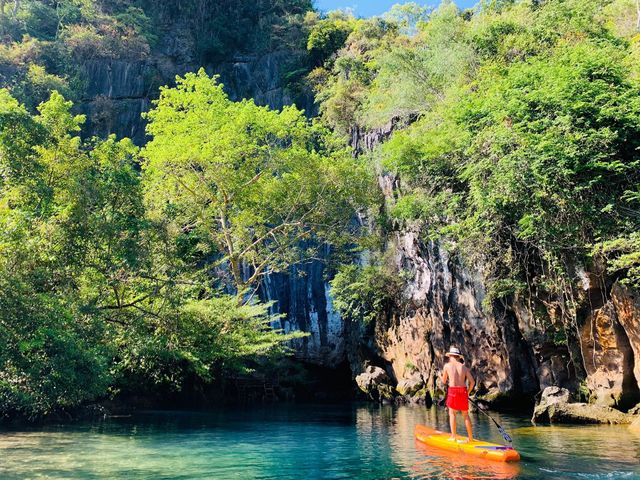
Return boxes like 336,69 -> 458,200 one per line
368,232 -> 640,410
339,174 -> 640,413
612,284 -> 640,399
396,372 -> 426,397
533,387 -> 633,424
579,301 -> 637,407
76,5 -> 314,145
373,230 -> 540,405
348,130 -> 640,411
79,50 -> 312,145
261,259 -> 345,368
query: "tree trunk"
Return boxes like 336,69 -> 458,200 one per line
636,0 -> 640,32
11,0 -> 18,18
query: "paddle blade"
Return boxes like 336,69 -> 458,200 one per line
498,427 -> 513,444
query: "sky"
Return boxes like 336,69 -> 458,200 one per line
315,0 -> 478,17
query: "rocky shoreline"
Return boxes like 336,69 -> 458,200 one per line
532,387 -> 637,425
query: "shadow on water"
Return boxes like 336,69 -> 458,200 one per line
0,403 -> 639,479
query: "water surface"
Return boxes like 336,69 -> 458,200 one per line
1,404 -> 639,479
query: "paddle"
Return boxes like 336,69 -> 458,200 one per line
467,397 -> 513,446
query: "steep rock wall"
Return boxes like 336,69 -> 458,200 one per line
78,50 -> 312,145
375,229 -> 539,404
261,259 -> 345,369
350,125 -> 640,410
366,222 -> 640,408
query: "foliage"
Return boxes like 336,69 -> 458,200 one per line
143,70 -> 373,294
309,15 -> 398,136
137,0 -> 313,62
330,264 -> 402,324
1,0 -> 315,110
365,2 -> 474,127
317,0 -> 640,299
384,2 -> 431,36
597,233 -> 640,289
0,277 -> 112,419
116,296 -> 308,391
11,63 -> 71,111
307,11 -> 356,66
0,88 -> 312,419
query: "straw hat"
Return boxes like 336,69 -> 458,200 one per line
445,346 -> 464,359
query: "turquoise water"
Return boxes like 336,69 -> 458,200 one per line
1,404 -> 639,479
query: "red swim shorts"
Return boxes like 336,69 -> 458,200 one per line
446,386 -> 469,411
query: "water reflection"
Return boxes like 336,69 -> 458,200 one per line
514,424 -> 640,477
411,441 -> 520,480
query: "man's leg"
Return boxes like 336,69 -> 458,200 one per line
448,408 -> 457,440
462,411 -> 473,442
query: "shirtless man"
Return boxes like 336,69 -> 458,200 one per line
440,346 -> 475,443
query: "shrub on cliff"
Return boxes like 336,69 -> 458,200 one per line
331,264 -> 402,324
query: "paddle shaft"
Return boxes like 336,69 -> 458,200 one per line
467,397 -> 513,445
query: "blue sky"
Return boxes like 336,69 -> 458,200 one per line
315,0 -> 478,17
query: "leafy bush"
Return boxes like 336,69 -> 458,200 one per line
330,264 -> 402,324
117,296 -> 308,390
12,64 -> 71,110
0,278 -> 113,420
307,13 -> 356,66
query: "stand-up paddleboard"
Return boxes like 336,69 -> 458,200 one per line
415,425 -> 521,463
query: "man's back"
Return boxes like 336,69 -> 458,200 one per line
445,361 -> 470,388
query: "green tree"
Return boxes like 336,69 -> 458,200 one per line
384,2 -> 430,35
307,12 -> 356,66
143,70 -> 372,296
0,87 -> 317,418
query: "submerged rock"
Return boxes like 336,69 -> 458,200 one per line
533,386 -> 633,425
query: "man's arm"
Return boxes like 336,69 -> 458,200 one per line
466,367 -> 475,394
440,364 -> 449,385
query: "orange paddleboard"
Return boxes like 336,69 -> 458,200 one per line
415,424 -> 521,463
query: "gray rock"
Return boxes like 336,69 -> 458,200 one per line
355,366 -> 395,402
396,372 -> 425,397
541,386 -> 572,405
533,386 -> 632,425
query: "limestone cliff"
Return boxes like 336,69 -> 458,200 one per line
70,4 -> 640,410
370,228 -> 640,409
346,123 -> 640,411
79,48 -> 313,145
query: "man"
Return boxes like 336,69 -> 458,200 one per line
440,346 -> 475,443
